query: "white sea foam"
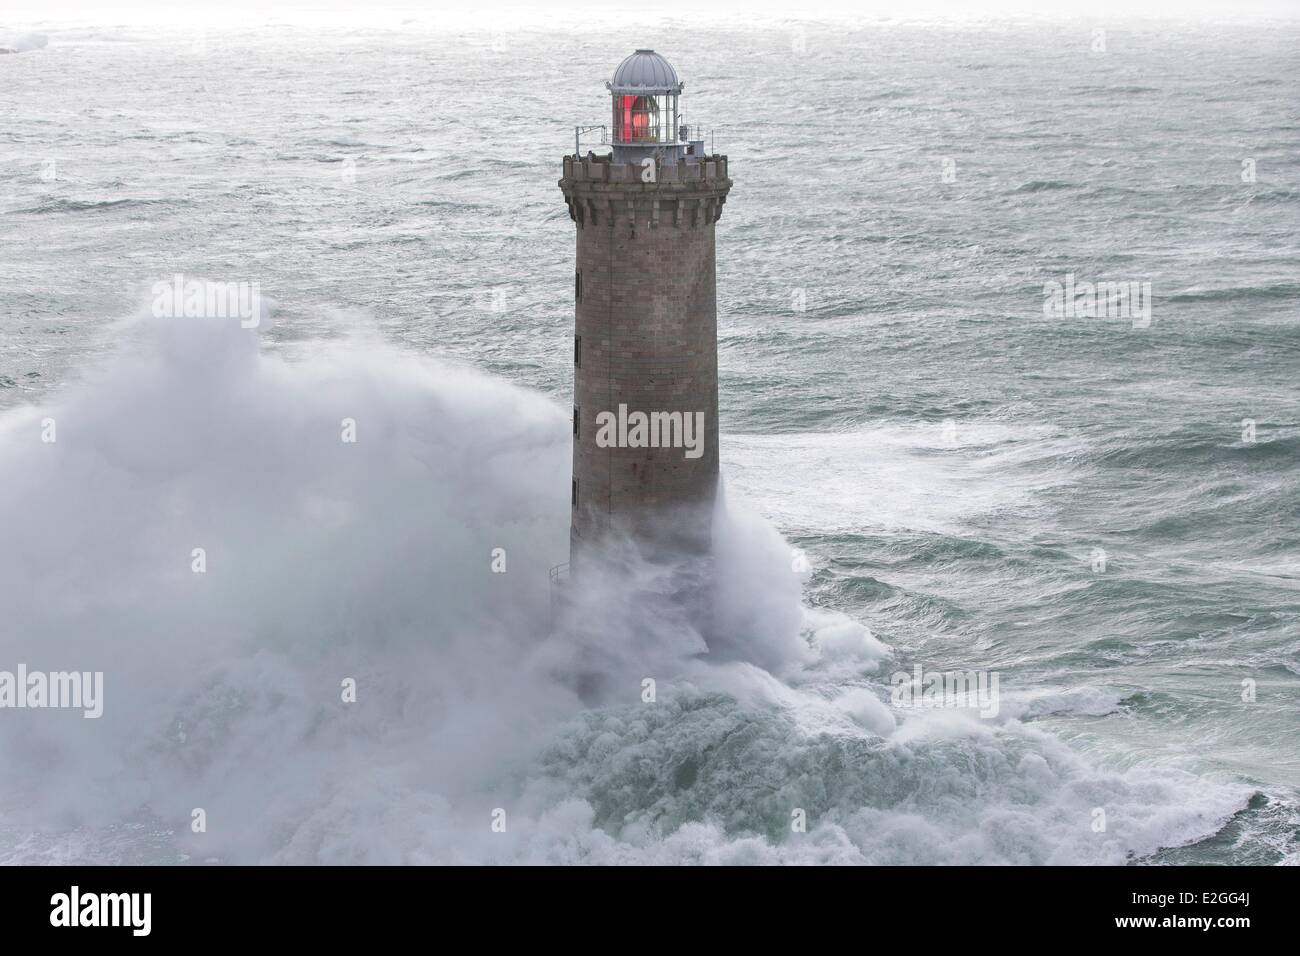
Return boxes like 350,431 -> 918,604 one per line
723,423 -> 1084,536
0,32 -> 48,53
0,295 -> 1254,864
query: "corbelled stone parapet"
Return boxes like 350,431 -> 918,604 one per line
562,153 -> 730,182
559,153 -> 732,229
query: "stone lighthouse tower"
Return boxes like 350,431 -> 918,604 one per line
560,50 -> 732,571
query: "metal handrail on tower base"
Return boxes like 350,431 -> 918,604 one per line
548,562 -> 571,631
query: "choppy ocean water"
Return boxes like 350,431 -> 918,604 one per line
0,14 -> 1298,864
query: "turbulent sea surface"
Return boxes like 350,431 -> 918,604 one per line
1,15 -> 1298,864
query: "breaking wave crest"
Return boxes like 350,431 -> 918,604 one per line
0,293 -> 1255,864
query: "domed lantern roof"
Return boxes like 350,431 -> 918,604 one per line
597,49 -> 692,162
608,49 -> 682,94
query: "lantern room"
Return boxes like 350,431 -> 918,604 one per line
607,49 -> 689,163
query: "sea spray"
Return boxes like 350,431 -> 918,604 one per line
0,292 -> 811,861
0,292 -> 1256,864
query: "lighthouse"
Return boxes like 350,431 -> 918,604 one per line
559,50 -> 732,572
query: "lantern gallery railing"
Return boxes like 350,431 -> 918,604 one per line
679,125 -> 715,153
572,123 -> 718,158
574,125 -> 608,157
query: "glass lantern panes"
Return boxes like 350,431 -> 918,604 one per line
615,94 -> 678,144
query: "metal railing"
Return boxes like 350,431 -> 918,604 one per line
573,124 -> 719,157
679,125 -> 718,154
574,125 -> 607,156
548,562 -> 570,631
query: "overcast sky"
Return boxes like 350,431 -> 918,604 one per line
5,0 -> 1299,28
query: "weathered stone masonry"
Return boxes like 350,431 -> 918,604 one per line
559,153 -> 733,560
